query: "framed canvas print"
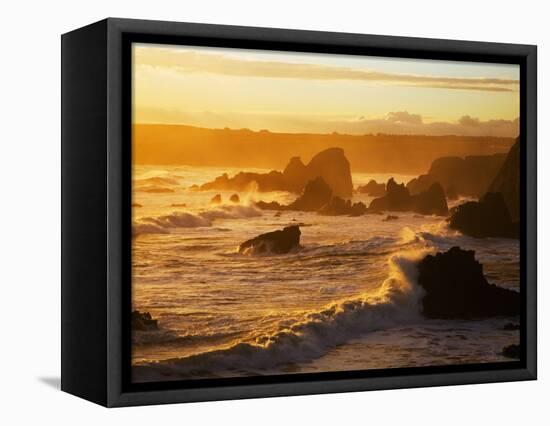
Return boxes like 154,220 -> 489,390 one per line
61,18 -> 537,407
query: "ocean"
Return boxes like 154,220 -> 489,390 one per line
131,165 -> 520,382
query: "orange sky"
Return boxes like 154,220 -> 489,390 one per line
132,43 -> 520,137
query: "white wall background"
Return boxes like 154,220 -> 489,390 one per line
0,0 -> 546,423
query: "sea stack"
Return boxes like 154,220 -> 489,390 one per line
369,178 -> 448,216
199,147 -> 354,197
238,225 -> 301,255
486,137 -> 520,222
357,179 -> 386,197
448,192 -> 518,238
132,311 -> 159,331
416,247 -> 520,319
286,177 -> 333,211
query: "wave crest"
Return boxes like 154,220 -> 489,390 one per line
132,250 -> 429,381
133,205 -> 263,236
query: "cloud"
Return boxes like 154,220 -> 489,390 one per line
135,107 -> 519,138
338,114 -> 519,137
458,115 -> 481,126
386,111 -> 423,124
134,47 -> 518,93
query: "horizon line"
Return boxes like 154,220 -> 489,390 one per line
133,122 -> 519,139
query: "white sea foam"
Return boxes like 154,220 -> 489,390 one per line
133,205 -> 263,236
200,205 -> 262,221
132,249 -> 429,381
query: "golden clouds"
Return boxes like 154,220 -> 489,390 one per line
135,46 -> 518,93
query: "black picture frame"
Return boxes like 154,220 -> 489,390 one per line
61,17 -> 537,407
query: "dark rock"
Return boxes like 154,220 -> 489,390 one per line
132,203 -> 142,208
200,170 -> 286,192
210,194 -> 222,204
405,154 -> 507,198
318,196 -> 349,215
406,174 -> 437,195
417,246 -> 520,319
238,225 -> 301,255
369,178 -> 448,216
303,148 -> 353,197
256,200 -> 286,211
349,202 -> 368,216
410,183 -> 448,216
229,193 -> 240,203
318,196 -> 367,216
287,177 -> 333,211
487,138 -> 520,221
200,148 -> 353,197
446,184 -> 458,200
383,215 -> 399,221
357,179 -> 386,197
369,178 -> 410,212
282,156 -> 309,193
132,311 -> 158,331
428,154 -> 507,197
448,192 -> 519,238
257,176 -> 363,215
502,344 -> 520,359
503,323 -> 520,331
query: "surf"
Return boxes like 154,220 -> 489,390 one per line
132,249 -> 429,381
133,204 -> 263,236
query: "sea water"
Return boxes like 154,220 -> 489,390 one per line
131,165 -> 520,382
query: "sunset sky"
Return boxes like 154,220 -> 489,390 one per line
132,43 -> 520,137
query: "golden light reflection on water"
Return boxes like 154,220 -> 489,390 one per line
130,165 -> 520,378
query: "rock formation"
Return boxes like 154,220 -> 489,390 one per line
255,200 -> 285,211
406,174 -> 437,195
201,171 -> 287,193
369,178 -> 410,212
446,184 -> 458,200
238,225 -> 301,255
406,153 -> 507,197
132,311 -> 159,331
303,148 -> 353,197
357,179 -> 386,196
282,156 -> 309,193
369,178 -> 448,216
502,344 -> 520,359
411,182 -> 448,216
448,192 -> 519,239
229,193 -> 240,203
486,138 -> 520,222
416,247 -> 520,319
286,177 -> 333,211
255,177 -> 366,216
199,148 -> 353,197
317,196 -> 367,216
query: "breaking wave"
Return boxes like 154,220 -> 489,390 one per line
133,205 -> 263,236
132,250 -> 429,381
